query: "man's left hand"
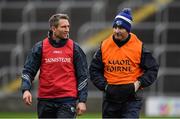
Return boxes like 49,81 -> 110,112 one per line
76,102 -> 86,116
134,80 -> 141,92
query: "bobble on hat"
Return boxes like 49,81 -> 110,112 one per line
113,8 -> 133,32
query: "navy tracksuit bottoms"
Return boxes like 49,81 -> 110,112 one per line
102,98 -> 142,118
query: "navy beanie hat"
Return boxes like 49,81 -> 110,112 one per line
113,8 -> 133,32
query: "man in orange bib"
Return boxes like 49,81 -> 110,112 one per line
89,8 -> 159,118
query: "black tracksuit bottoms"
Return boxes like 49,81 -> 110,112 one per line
37,99 -> 76,119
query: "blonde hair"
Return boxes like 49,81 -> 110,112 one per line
49,13 -> 69,28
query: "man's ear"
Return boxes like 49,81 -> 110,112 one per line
51,26 -> 56,33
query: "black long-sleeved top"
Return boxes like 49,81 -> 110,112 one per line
89,34 -> 159,91
21,35 -> 88,103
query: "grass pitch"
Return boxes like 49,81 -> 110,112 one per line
0,112 -> 179,119
0,112 -> 101,118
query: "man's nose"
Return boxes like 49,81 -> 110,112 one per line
115,28 -> 121,32
65,26 -> 69,31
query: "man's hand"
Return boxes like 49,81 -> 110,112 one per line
134,80 -> 141,92
23,90 -> 32,106
76,102 -> 86,116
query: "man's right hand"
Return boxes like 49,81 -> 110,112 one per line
23,90 -> 32,106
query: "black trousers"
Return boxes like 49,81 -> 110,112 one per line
102,98 -> 142,118
37,100 -> 76,119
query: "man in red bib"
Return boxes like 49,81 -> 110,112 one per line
89,8 -> 159,118
21,14 -> 88,118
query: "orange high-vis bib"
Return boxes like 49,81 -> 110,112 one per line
101,33 -> 143,85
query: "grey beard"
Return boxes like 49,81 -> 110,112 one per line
116,32 -> 121,37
